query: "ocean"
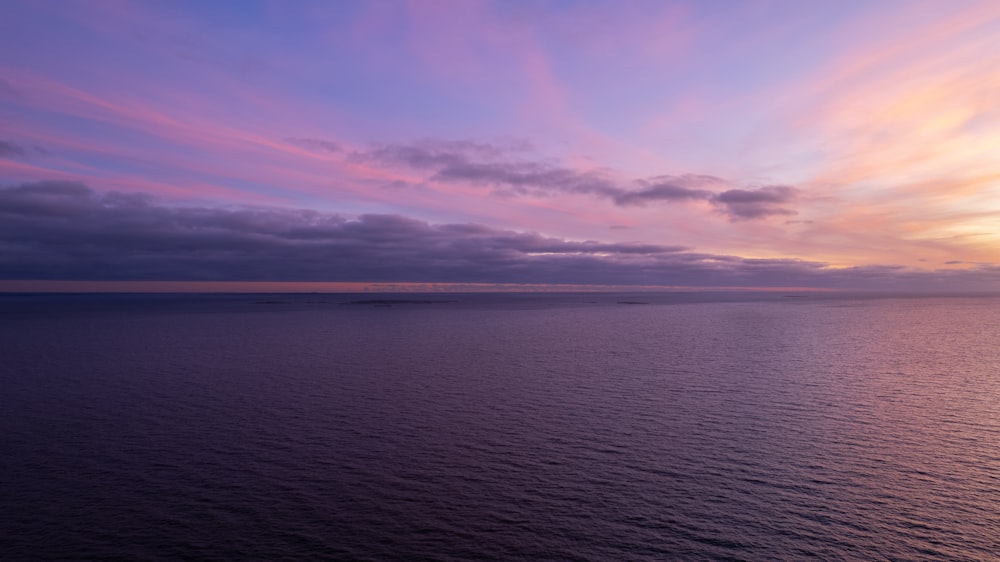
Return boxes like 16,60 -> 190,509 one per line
2,292 -> 999,560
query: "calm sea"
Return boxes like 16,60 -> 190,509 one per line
2,292 -> 999,560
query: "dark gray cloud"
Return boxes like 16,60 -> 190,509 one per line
0,139 -> 47,159
0,181 -> 684,283
710,186 -> 798,219
286,137 -> 341,153
356,139 -> 797,220
613,175 -> 718,205
358,139 -> 620,198
2,181 -> 997,291
0,140 -> 27,159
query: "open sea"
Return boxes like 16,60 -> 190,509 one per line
2,291 -> 999,561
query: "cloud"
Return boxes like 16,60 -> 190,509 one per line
710,186 -> 798,219
356,139 -> 798,220
0,181 -> 686,283
0,140 -> 47,160
2,182 -> 997,291
285,137 -> 341,153
0,140 -> 28,159
356,139 -> 621,198
612,174 -> 719,205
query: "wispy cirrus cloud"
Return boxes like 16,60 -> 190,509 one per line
355,139 -> 798,220
1,182 -> 995,291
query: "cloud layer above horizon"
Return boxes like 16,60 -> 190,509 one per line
3,181 -> 998,291
2,0 -> 1000,290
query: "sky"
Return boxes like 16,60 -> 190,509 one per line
2,0 -> 1000,291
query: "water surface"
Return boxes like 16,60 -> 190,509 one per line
2,292 -> 999,560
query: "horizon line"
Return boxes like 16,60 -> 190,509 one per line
0,280 -> 840,294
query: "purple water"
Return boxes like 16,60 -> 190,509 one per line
2,292 -> 999,560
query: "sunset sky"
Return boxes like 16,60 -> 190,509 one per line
2,0 -> 1000,291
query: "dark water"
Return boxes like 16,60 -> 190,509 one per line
2,292 -> 1000,561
